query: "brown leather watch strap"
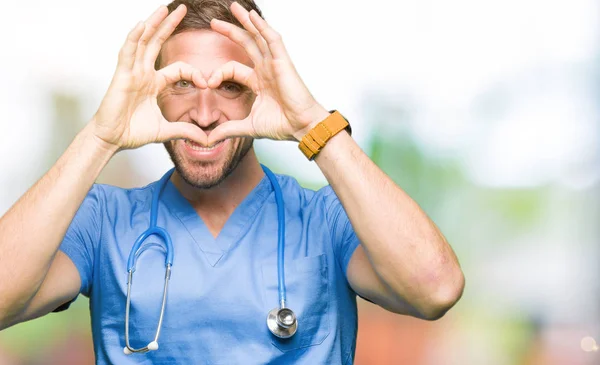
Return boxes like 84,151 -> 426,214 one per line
298,110 -> 350,160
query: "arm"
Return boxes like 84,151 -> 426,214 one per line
0,130 -> 115,329
306,110 -> 464,320
203,3 -> 464,319
0,4 -> 207,329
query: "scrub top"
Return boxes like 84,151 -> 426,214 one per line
59,169 -> 361,364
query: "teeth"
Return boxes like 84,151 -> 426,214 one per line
185,140 -> 222,151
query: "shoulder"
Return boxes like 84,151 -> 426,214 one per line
93,181 -> 155,200
85,180 -> 158,215
271,173 -> 337,208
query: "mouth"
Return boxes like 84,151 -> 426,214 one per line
184,139 -> 223,150
182,139 -> 227,160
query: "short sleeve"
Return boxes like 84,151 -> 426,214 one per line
58,184 -> 104,299
319,186 -> 361,276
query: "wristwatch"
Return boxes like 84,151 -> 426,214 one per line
298,110 -> 351,160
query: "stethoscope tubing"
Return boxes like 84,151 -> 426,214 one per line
261,165 -> 287,309
124,169 -> 175,354
127,170 -> 175,272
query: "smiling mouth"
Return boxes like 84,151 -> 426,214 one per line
184,139 -> 224,151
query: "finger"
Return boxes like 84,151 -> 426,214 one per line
229,2 -> 271,58
210,18 -> 263,64
208,118 -> 256,144
249,9 -> 289,60
159,121 -> 208,145
207,61 -> 255,90
117,22 -> 145,70
158,61 -> 207,89
144,4 -> 187,69
134,6 -> 169,70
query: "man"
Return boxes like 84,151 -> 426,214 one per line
0,0 -> 464,363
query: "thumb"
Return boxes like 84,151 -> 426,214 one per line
208,118 -> 256,145
158,120 -> 208,145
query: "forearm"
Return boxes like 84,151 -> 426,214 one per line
307,112 -> 463,317
0,122 -> 116,319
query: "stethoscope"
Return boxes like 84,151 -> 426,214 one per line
123,165 -> 297,355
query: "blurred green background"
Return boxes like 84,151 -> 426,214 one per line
1,0 -> 599,364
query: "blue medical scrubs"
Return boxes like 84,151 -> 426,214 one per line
59,169 -> 361,364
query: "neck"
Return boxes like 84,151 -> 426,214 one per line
171,150 -> 264,215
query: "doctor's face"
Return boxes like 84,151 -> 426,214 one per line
158,30 -> 255,189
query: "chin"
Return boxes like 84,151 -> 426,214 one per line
164,138 -> 253,189
178,161 -> 230,189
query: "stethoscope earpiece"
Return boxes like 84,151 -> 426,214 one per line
123,341 -> 159,356
267,307 -> 297,339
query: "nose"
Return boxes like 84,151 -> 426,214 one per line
189,88 -> 221,129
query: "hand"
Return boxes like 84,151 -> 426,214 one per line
91,5 -> 209,150
206,2 -> 329,145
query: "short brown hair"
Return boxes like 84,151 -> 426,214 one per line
155,0 -> 263,68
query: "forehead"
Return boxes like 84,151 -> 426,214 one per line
160,29 -> 253,74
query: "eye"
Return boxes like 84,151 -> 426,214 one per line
175,80 -> 193,88
218,81 -> 246,99
219,82 -> 243,94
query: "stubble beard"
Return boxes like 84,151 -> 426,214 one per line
164,138 -> 254,189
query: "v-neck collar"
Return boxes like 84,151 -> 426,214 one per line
161,174 -> 273,267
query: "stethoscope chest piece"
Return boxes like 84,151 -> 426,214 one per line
267,307 -> 297,339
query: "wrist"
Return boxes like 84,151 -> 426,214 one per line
292,104 -> 330,142
82,121 -> 121,156
296,110 -> 351,161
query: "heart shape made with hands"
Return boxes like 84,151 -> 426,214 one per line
94,2 -> 323,152
163,69 -> 257,148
